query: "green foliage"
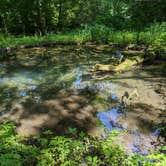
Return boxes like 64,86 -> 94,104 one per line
86,156 -> 101,166
108,31 -> 136,45
0,0 -> 165,36
90,24 -> 110,43
149,153 -> 166,166
68,127 -> 77,135
129,0 -> 166,28
0,122 -> 165,166
76,24 -> 92,42
0,121 -> 39,166
0,23 -> 165,64
0,23 -> 165,58
0,153 -> 22,166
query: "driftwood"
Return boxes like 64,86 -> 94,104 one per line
89,57 -> 144,72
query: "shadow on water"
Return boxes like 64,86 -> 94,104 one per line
1,92 -> 99,136
0,45 -> 165,155
0,46 -> 114,135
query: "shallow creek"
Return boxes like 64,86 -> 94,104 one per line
0,45 -> 165,155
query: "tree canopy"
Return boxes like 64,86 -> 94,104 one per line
0,0 -> 165,35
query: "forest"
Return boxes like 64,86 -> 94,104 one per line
0,0 -> 166,166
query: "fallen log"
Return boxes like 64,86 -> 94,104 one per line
121,50 -> 145,56
89,57 -> 144,72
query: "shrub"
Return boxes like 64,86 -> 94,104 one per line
90,24 -> 110,43
0,121 -> 165,165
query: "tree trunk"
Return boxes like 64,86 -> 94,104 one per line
57,0 -> 63,31
2,14 -> 8,35
36,0 -> 44,35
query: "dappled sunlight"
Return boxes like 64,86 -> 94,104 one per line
0,0 -> 166,165
0,45 -> 165,155
0,92 -> 99,136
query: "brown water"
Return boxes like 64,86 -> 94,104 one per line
0,45 -> 165,155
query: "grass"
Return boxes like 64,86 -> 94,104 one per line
0,23 -> 166,48
0,29 -> 92,48
0,33 -> 83,48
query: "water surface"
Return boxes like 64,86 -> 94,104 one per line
0,45 -> 165,155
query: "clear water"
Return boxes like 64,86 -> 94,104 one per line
0,46 -> 165,155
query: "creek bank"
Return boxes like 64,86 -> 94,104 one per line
0,42 -> 147,60
0,41 -> 79,59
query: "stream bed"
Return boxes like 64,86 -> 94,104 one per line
0,45 -> 165,155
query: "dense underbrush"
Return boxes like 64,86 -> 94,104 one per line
0,121 -> 165,166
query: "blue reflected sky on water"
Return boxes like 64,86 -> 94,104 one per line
97,107 -> 123,131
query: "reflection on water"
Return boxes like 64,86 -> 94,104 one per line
20,91 -> 27,97
73,73 -> 82,88
97,106 -> 162,155
0,46 -> 164,155
0,71 -> 42,89
27,85 -> 37,90
0,110 -> 8,116
131,133 -> 152,155
108,93 -> 119,100
151,128 -> 160,136
97,107 -> 123,131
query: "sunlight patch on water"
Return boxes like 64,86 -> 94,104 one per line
0,71 -> 42,90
